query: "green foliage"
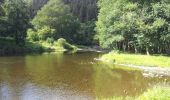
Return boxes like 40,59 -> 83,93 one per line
1,0 -> 98,52
31,0 -> 80,43
56,38 -> 77,51
57,38 -> 67,46
76,21 -> 96,45
0,37 -> 44,55
24,41 -> 44,53
37,26 -> 55,40
46,37 -> 54,45
27,28 -> 38,41
64,0 -> 98,22
96,0 -> 170,54
2,0 -> 31,45
27,26 -> 55,41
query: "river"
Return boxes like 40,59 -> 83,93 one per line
0,52 -> 169,100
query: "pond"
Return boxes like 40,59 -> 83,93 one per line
0,52 -> 169,100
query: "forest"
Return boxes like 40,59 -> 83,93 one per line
0,0 -> 170,55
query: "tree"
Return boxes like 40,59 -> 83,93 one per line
2,0 -> 31,45
0,5 -> 6,36
31,0 -> 80,43
96,0 -> 170,54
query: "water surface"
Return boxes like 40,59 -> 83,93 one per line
0,52 -> 169,100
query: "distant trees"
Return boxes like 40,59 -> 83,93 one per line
64,0 -> 97,22
96,0 -> 170,54
63,0 -> 98,45
0,5 -> 6,36
1,0 -> 170,55
1,0 -> 98,46
0,0 -> 31,45
31,0 -> 48,16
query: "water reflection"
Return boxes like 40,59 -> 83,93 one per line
0,52 -> 169,100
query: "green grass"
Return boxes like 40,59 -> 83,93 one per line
97,86 -> 170,100
101,51 -> 170,68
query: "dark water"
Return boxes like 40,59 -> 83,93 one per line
0,52 -> 169,100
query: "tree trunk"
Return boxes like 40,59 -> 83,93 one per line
146,47 -> 150,55
123,42 -> 126,52
135,47 -> 138,53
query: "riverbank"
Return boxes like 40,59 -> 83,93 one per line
101,51 -> 170,68
99,52 -> 170,77
77,45 -> 107,53
0,38 -> 77,56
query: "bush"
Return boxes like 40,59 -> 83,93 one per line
24,42 -> 44,53
27,29 -> 39,41
57,38 -> 77,51
57,38 -> 67,46
37,26 -> 55,40
46,37 -> 54,45
27,26 -> 56,41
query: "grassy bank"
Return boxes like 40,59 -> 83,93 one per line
97,86 -> 170,100
101,51 -> 170,68
0,38 -> 77,56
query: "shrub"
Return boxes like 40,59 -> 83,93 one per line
46,37 -> 54,45
57,38 -> 67,46
57,38 -> 77,51
27,29 -> 39,41
24,42 -> 44,53
37,26 -> 55,40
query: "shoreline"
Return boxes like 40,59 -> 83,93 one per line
98,52 -> 170,77
98,58 -> 170,77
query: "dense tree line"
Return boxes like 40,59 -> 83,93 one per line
27,0 -> 97,45
31,0 -> 48,16
0,0 -> 31,45
63,0 -> 98,45
0,0 -> 98,46
28,0 -> 80,43
64,0 -> 97,22
1,0 -> 169,55
96,0 -> 170,55
31,0 -> 98,22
